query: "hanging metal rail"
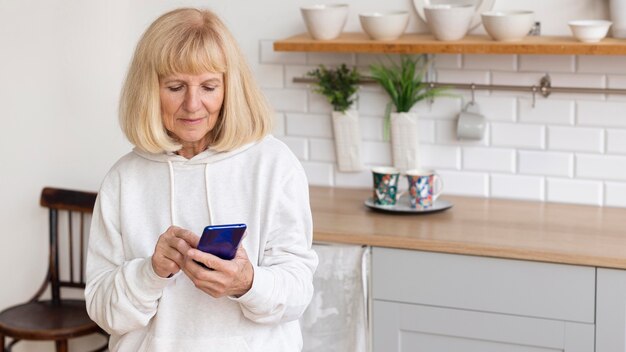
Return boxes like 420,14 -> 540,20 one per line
293,74 -> 626,107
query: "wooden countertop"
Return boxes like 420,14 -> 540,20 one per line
310,186 -> 626,269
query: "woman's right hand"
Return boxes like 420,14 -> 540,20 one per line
151,226 -> 196,278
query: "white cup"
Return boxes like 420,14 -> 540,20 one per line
457,103 -> 486,140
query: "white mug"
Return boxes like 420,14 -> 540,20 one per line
457,102 -> 486,140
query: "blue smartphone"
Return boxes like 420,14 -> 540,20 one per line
197,223 -> 247,261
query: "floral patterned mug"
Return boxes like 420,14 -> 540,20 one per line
405,169 -> 443,209
372,167 -> 402,206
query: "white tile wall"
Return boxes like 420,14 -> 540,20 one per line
412,97 -> 463,119
463,55 -> 516,71
420,145 -> 461,170
577,55 -> 626,74
605,182 -> 626,207
437,170 -> 489,197
577,154 -> 626,181
255,64 -> 284,88
433,54 -> 461,69
518,151 -> 573,177
307,52 -> 355,65
266,43 -> 626,207
357,91 -> 389,116
278,136 -> 308,160
286,113 -> 332,138
285,65 -> 315,89
606,76 -> 626,102
491,174 -> 545,201
607,129 -> 626,154
491,123 -> 545,149
477,96 -> 516,122
260,40 -> 306,64
436,120 -> 489,146
419,119 -> 436,144
607,74 -> 626,88
578,101 -> 626,128
265,89 -> 307,112
362,141 -> 392,165
492,71 -> 547,86
301,161 -> 334,186
359,115 -> 385,141
550,73 -> 605,88
547,178 -> 603,205
273,112 -> 285,136
335,170 -> 372,189
359,117 -> 384,142
548,126 -> 604,153
309,138 -> 335,162
549,73 -> 606,101
463,147 -> 515,173
436,69 -> 490,85
308,92 -> 333,114
519,55 -> 575,73
518,99 -> 574,125
355,53 -> 402,68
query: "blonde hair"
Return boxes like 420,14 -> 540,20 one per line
119,8 -> 273,153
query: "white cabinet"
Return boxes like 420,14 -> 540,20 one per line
372,247 -> 596,352
374,301 -> 594,352
596,268 -> 626,352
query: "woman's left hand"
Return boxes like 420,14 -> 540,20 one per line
182,245 -> 254,298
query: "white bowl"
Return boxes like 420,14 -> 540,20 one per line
568,20 -> 612,43
424,4 -> 475,41
359,11 -> 409,41
301,4 -> 349,40
481,11 -> 534,42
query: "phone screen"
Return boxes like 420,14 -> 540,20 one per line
197,223 -> 247,261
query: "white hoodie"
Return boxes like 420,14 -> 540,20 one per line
85,135 -> 318,352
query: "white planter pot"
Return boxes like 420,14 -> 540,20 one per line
332,110 -> 363,172
390,112 -> 420,171
611,0 -> 626,38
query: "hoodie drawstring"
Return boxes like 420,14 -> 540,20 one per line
204,164 -> 213,225
167,160 -> 176,226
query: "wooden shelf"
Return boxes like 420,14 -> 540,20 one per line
274,32 -> 626,55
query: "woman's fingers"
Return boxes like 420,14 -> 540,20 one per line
151,226 -> 198,278
183,248 -> 253,297
173,228 -> 200,248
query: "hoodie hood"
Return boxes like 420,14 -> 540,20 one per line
132,139 -> 260,165
130,139 -> 262,227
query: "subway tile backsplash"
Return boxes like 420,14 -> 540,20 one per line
263,48 -> 626,207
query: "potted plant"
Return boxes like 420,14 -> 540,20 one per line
307,64 -> 363,172
369,54 -> 448,171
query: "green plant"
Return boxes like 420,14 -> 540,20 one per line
307,64 -> 361,113
369,54 -> 448,139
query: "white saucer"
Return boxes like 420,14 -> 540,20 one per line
364,197 -> 453,214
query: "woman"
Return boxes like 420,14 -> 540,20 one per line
85,8 -> 318,352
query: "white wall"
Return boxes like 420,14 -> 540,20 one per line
0,0 -> 618,350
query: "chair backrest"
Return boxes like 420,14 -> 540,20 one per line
38,187 -> 97,306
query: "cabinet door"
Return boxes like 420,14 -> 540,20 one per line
374,300 -> 594,352
596,268 -> 626,352
372,247 -> 595,323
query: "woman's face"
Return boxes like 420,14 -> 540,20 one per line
159,72 -> 225,147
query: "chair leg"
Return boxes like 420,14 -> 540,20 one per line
55,340 -> 68,352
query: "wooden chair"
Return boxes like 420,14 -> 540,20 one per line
0,187 -> 108,352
